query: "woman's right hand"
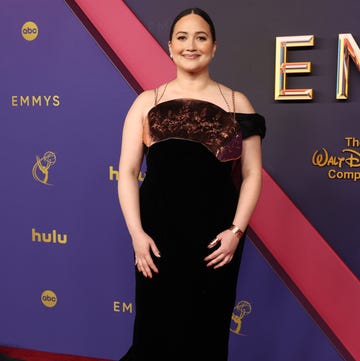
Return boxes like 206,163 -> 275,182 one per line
132,231 -> 161,278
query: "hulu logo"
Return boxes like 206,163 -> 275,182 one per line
32,228 -> 67,245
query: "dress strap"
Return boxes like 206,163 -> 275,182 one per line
232,89 -> 236,116
154,87 -> 158,106
217,83 -> 236,119
154,83 -> 168,105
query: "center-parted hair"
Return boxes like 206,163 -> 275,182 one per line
169,8 -> 216,42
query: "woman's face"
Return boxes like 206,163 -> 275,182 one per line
168,14 -> 216,73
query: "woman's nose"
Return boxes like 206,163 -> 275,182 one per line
186,37 -> 197,51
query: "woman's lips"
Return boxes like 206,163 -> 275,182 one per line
182,54 -> 200,59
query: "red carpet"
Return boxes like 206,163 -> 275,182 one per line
0,347 -> 112,361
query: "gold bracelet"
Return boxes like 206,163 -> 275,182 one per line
229,224 -> 243,238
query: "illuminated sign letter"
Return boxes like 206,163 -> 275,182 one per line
275,35 -> 314,100
336,34 -> 360,100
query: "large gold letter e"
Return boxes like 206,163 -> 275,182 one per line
275,35 -> 314,101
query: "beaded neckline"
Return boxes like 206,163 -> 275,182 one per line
148,98 -> 231,117
154,82 -> 236,116
147,98 -> 260,120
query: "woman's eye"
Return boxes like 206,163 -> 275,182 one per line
197,36 -> 207,41
177,36 -> 186,40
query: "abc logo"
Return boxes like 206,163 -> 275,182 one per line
22,21 -> 38,41
41,290 -> 57,308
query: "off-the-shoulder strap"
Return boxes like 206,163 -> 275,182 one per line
235,113 -> 266,139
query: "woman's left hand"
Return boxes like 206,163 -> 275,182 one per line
204,229 -> 241,269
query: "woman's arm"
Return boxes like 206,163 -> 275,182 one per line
118,92 -> 160,278
205,91 -> 263,268
232,135 -> 262,231
231,90 -> 263,231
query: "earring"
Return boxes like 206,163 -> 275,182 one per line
170,53 -> 173,59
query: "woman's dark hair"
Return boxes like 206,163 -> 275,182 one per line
169,8 -> 216,42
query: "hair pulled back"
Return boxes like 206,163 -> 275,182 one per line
169,8 -> 216,42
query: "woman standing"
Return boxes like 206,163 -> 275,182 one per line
118,8 -> 266,361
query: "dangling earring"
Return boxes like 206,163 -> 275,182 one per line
170,53 -> 173,59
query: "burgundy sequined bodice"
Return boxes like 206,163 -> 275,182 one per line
144,99 -> 242,162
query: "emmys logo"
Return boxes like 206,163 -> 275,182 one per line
32,151 -> 56,185
113,301 -> 133,314
230,300 -> 252,335
41,290 -> 57,308
109,166 -> 145,182
11,95 -> 60,107
32,228 -> 68,245
311,136 -> 360,182
21,21 -> 38,41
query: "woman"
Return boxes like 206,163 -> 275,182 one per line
118,8 -> 266,361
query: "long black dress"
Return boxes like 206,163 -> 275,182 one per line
121,98 -> 266,361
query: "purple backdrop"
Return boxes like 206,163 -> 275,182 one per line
0,0 -> 358,360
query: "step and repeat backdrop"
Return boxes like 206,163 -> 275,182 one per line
0,1 -> 359,361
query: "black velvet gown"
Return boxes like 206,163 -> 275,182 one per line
120,99 -> 266,361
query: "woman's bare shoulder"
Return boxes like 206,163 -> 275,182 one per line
217,83 -> 256,113
137,82 -> 172,113
127,88 -> 157,118
233,90 -> 256,113
132,89 -> 154,106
